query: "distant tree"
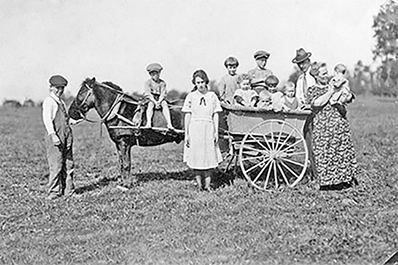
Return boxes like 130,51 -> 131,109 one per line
3,100 -> 21,108
373,0 -> 398,96
373,0 -> 398,62
22,98 -> 35,107
167,89 -> 181,100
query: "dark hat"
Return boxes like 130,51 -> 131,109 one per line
254,50 -> 270,59
49,75 -> 68,87
146,63 -> 163,73
292,48 -> 312,63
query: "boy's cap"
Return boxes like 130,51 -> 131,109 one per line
146,63 -> 163,72
49,75 -> 68,87
254,50 -> 270,59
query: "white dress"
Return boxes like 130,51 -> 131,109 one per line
182,90 -> 223,169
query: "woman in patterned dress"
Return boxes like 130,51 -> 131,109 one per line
306,63 -> 358,190
182,69 -> 223,191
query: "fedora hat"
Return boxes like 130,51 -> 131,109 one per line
292,48 -> 312,63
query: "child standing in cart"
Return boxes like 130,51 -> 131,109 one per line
233,73 -> 258,107
280,81 -> 300,111
182,69 -> 223,191
143,63 -> 174,129
218,56 -> 240,104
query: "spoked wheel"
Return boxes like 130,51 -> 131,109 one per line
238,119 -> 308,190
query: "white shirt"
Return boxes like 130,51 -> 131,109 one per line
233,89 -> 258,107
42,92 -> 67,135
296,67 -> 316,104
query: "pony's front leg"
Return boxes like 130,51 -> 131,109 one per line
116,140 -> 136,187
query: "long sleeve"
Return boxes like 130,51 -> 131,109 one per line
42,97 -> 57,135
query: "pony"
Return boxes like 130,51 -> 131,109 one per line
68,77 -> 184,187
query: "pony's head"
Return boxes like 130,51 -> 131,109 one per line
68,77 -> 97,120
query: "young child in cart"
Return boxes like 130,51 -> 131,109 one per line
143,63 -> 174,129
233,73 -> 258,107
280,81 -> 300,111
257,75 -> 283,110
218,56 -> 240,104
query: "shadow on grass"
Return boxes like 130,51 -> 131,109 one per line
75,175 -> 119,194
75,168 -> 237,194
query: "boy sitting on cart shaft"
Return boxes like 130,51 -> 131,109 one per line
143,63 -> 174,129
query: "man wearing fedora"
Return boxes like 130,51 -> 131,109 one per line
292,48 -> 317,179
248,50 -> 273,94
292,48 -> 316,104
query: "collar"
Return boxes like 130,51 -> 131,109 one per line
50,92 -> 61,104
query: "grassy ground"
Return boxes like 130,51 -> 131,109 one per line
0,96 -> 397,265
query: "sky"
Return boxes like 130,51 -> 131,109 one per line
0,0 -> 387,103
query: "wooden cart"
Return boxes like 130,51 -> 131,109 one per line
220,103 -> 311,190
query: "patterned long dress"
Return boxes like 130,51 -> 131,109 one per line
306,84 -> 358,186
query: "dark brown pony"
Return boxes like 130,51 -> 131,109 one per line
68,77 -> 184,187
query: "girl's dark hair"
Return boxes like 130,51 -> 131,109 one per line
191,69 -> 210,85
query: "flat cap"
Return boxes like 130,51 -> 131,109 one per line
146,63 -> 163,72
49,75 -> 68,87
254,50 -> 270,59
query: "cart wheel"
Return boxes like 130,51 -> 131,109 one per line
238,119 -> 308,190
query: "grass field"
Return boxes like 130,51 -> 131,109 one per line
1,96 -> 397,265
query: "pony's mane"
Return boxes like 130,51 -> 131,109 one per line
102,81 -> 123,92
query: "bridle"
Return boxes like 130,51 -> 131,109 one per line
76,82 -> 139,124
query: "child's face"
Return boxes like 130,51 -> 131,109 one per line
240,80 -> 251,90
195,76 -> 207,93
52,86 -> 65,97
149,71 -> 161,82
226,65 -> 237,76
268,84 -> 277,94
255,57 -> 267,69
286,87 -> 295,98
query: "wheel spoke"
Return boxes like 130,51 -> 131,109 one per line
241,154 -> 267,161
276,161 -> 290,186
276,127 -> 296,152
249,133 -> 269,152
276,122 -> 285,148
273,159 -> 278,189
280,157 -> 305,168
261,134 -> 273,152
263,160 -> 273,189
281,151 -> 306,157
252,158 -> 272,183
245,157 -> 270,173
270,122 -> 275,150
279,159 -> 300,179
279,138 -> 304,153
241,144 -> 268,154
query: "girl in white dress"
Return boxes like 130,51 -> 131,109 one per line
182,70 -> 223,191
